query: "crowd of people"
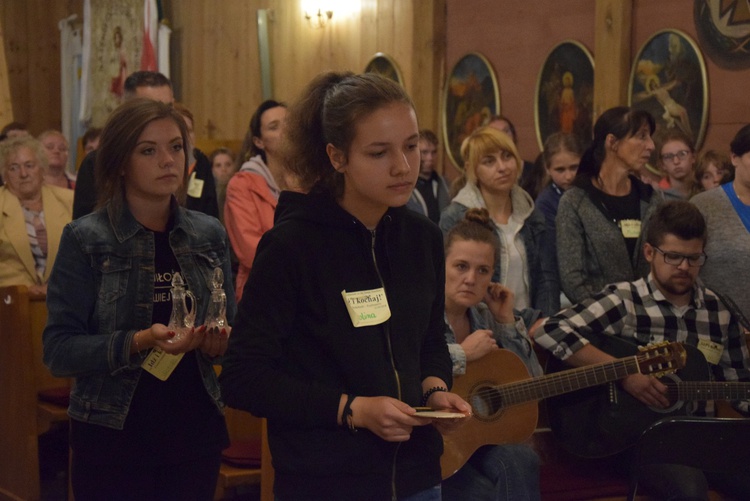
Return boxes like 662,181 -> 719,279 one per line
0,68 -> 748,500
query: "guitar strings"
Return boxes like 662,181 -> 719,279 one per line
464,350 -> 683,410
662,381 -> 750,400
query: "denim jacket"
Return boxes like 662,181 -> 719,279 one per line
43,200 -> 237,430
439,183 -> 559,316
444,303 -> 543,378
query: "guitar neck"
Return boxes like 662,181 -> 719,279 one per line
498,357 -> 641,407
672,381 -> 750,401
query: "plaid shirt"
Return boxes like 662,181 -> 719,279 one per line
536,274 -> 750,413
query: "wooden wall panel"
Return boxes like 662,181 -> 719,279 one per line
164,0 -> 435,143
0,8 -> 13,125
593,0 -> 632,117
165,0 -> 263,142
8,1 -> 746,163
2,0 -> 31,131
0,0 -> 82,135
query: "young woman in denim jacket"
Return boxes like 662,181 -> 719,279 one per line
441,208 -> 542,501
43,99 -> 236,500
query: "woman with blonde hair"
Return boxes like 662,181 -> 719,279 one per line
440,126 -> 557,317
0,136 -> 73,293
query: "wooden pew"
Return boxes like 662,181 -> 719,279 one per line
214,406 -> 263,500
0,285 -> 70,500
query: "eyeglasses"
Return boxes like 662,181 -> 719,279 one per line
661,150 -> 690,163
653,246 -> 707,267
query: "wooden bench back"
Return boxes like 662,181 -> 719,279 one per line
0,285 -> 44,499
29,294 -> 66,392
0,285 -> 72,500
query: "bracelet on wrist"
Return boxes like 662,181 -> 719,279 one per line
133,332 -> 141,353
422,386 -> 448,407
341,394 -> 357,434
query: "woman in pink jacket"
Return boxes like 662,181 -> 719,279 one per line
225,100 -> 287,300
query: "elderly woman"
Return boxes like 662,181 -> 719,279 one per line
0,136 -> 73,294
440,126 -> 558,317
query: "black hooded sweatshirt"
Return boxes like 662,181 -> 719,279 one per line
220,189 -> 452,500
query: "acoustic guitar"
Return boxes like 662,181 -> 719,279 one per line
440,341 -> 685,478
546,335 -> 750,459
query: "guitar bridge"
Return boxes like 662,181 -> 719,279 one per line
608,382 -> 618,405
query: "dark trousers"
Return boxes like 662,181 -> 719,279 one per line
71,450 -> 222,501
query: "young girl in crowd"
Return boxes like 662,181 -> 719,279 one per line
441,208 -> 542,501
440,126 -> 557,317
694,149 -> 734,192
556,106 -> 663,303
654,127 -> 697,199
535,133 -> 583,308
209,146 -> 237,223
43,98 -> 236,500
220,71 -> 470,501
224,99 -> 288,300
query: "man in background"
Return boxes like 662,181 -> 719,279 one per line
407,129 -> 450,224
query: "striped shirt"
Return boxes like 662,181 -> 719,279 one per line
536,274 -> 750,413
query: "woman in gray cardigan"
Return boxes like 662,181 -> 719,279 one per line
557,106 -> 664,303
691,123 -> 750,321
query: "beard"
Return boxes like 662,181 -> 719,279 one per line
657,273 -> 695,298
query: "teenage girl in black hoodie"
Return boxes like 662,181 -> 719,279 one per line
220,72 -> 470,501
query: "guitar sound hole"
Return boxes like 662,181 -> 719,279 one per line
469,384 -> 503,421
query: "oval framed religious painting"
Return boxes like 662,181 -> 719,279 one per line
628,29 -> 709,149
442,52 -> 500,170
364,52 -> 403,86
534,40 -> 595,151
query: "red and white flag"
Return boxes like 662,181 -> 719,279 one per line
140,0 -> 158,71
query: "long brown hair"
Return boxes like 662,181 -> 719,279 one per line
95,98 -> 190,216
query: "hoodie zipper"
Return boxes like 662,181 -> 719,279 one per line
369,228 -> 401,501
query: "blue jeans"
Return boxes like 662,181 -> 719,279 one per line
442,444 -> 541,501
401,484 -> 442,501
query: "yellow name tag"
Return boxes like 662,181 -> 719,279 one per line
141,348 -> 184,381
619,219 -> 641,238
187,172 -> 204,198
697,339 -> 723,365
341,288 -> 391,327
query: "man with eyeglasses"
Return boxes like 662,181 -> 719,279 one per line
535,199 -> 750,499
